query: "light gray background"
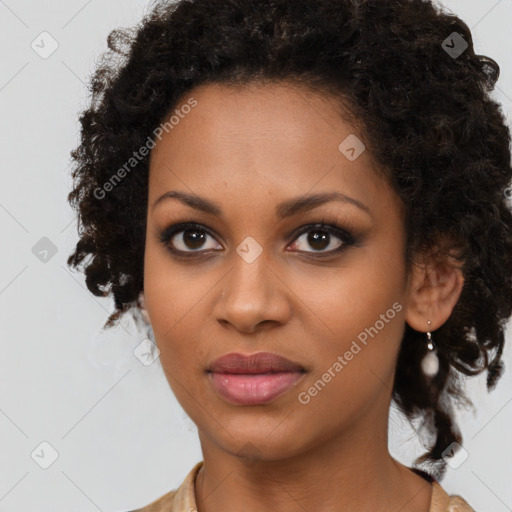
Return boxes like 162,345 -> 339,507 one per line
0,0 -> 511,511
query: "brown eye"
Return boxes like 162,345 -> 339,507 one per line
293,228 -> 345,252
170,227 -> 222,252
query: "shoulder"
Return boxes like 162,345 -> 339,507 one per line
431,481 -> 476,512
447,495 -> 476,511
130,489 -> 178,512
128,460 -> 204,512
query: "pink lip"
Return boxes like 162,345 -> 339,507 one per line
206,352 -> 306,405
209,371 -> 305,405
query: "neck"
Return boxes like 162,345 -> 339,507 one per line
194,412 -> 433,512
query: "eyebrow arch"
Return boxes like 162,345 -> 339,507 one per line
152,190 -> 371,218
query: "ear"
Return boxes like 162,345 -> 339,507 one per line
404,245 -> 465,332
138,291 -> 151,324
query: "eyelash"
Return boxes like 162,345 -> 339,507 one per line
157,217 -> 358,260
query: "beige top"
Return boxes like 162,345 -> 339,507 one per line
132,461 -> 475,512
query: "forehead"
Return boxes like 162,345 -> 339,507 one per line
148,81 -> 396,217
150,80 -> 363,162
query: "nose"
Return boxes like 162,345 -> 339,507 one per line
213,246 -> 292,334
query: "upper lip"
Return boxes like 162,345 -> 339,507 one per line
207,352 -> 305,374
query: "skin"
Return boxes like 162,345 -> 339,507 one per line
142,81 -> 464,512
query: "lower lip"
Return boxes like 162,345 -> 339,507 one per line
209,371 -> 305,405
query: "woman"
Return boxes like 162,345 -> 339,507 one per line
66,0 -> 512,510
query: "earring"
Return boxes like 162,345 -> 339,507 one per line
138,292 -> 151,324
421,320 -> 439,378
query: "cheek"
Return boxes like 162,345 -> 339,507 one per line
143,234 -> 230,395
144,240 -> 204,330
295,288 -> 405,433
297,237 -> 407,392
143,245 -> 190,351
299,234 -> 405,337
143,273 -> 208,411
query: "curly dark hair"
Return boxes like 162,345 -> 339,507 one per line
66,0 -> 512,479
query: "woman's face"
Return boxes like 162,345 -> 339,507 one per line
143,81 -> 413,461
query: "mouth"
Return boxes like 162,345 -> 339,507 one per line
206,352 -> 306,405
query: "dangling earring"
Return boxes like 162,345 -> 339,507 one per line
421,320 -> 439,378
138,292 -> 151,324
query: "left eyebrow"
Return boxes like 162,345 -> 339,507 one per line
275,191 -> 371,219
